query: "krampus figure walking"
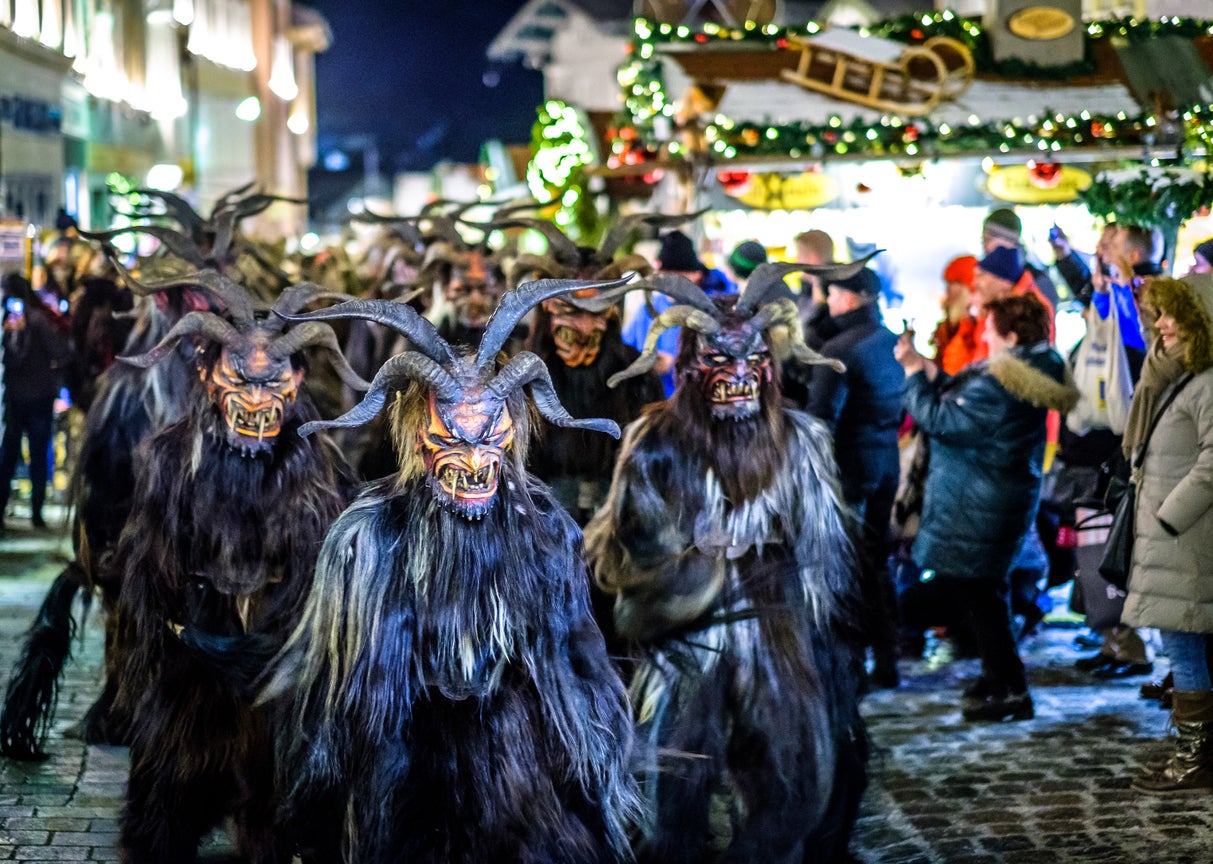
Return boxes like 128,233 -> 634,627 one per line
109,268 -> 362,863
502,214 -> 684,523
261,278 -> 638,864
1,186 -> 307,761
585,262 -> 871,864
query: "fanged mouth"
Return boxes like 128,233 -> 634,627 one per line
438,463 -> 499,499
554,325 -> 603,350
226,406 -> 283,443
710,381 -> 759,403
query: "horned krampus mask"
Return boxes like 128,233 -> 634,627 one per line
117,268 -> 368,453
483,212 -> 702,368
608,257 -> 877,420
282,278 -> 626,518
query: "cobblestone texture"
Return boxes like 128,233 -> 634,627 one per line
3,508 -> 1212,862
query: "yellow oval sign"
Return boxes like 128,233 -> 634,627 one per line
730,172 -> 839,210
1008,7 -> 1076,41
987,164 -> 1092,204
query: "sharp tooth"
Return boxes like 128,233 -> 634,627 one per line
258,412 -> 266,443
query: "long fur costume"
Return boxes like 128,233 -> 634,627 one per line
113,386 -> 356,863
0,299 -> 195,759
260,285 -> 639,864
263,392 -> 637,864
527,311 -> 664,523
585,345 -> 868,864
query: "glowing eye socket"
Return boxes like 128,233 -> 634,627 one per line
708,353 -> 730,365
747,353 -> 766,362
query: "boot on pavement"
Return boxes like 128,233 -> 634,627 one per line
1134,690 -> 1213,794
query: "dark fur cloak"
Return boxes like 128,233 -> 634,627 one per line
527,315 -> 664,521
112,394 -> 355,864
262,466 -> 638,864
585,402 -> 866,864
0,308 -> 195,759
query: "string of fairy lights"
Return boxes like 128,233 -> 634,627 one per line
526,13 -> 1213,233
618,13 -> 1213,162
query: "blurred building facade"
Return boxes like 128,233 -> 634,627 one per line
0,0 -> 327,240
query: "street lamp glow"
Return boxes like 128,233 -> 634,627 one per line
235,96 -> 261,122
287,110 -> 310,135
146,163 -> 185,191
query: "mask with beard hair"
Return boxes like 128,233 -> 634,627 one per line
283,276 -> 629,517
116,268 -> 370,456
606,259 -> 880,411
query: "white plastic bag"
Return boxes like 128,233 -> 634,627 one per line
1066,293 -> 1134,435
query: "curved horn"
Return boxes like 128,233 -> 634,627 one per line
267,322 -> 371,391
297,351 -> 461,437
264,284 -> 356,332
211,181 -> 259,211
734,262 -> 808,315
488,352 -> 620,438
598,208 -> 709,260
275,298 -> 455,367
79,226 -> 207,269
506,253 -> 569,287
476,276 -> 631,370
466,217 -> 580,268
737,251 -> 883,314
109,266 -> 257,328
595,253 -> 653,281
749,298 -> 845,373
128,189 -> 206,236
642,272 -> 718,314
118,311 -> 248,369
606,304 -> 721,388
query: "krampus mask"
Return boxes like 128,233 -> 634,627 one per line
485,212 -> 700,368
282,277 -> 625,518
116,268 -> 368,453
608,256 -> 877,420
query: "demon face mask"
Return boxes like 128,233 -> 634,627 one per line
446,251 -> 498,329
542,297 -> 610,367
116,269 -> 370,453
605,261 -> 881,416
284,278 -> 626,520
694,333 -> 773,421
203,336 -> 303,452
418,389 -> 516,518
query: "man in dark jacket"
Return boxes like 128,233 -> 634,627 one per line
806,265 -> 905,687
0,274 -> 72,534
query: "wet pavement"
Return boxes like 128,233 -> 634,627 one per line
1,502 -> 1210,862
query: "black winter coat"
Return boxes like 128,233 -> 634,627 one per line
904,342 -> 1078,583
805,302 -> 904,496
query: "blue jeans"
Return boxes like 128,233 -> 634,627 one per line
1160,630 -> 1213,691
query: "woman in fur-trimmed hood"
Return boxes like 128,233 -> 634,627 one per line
896,293 -> 1077,722
1120,274 -> 1213,795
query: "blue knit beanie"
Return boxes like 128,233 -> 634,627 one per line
978,246 -> 1025,284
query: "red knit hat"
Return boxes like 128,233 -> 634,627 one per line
943,254 -> 978,289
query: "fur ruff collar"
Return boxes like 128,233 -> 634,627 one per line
988,348 -> 1079,413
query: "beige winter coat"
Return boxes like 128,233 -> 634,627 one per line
1121,281 -> 1213,634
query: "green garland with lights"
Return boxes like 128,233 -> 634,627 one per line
615,13 -> 1213,164
526,100 -> 602,243
1080,166 -> 1213,229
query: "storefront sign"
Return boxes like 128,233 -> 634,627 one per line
0,222 -> 29,262
1007,7 -> 1076,41
987,164 -> 1092,203
727,171 -> 839,210
0,95 -> 62,134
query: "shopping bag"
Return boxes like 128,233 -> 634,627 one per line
1066,297 -> 1134,435
1072,507 -> 1125,630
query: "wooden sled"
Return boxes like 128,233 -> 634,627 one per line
780,32 -> 975,116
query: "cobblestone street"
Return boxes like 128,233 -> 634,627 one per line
1,510 -> 1211,862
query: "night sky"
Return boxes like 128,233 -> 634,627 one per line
307,0 -> 544,172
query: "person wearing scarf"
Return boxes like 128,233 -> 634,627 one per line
1119,275 -> 1213,795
